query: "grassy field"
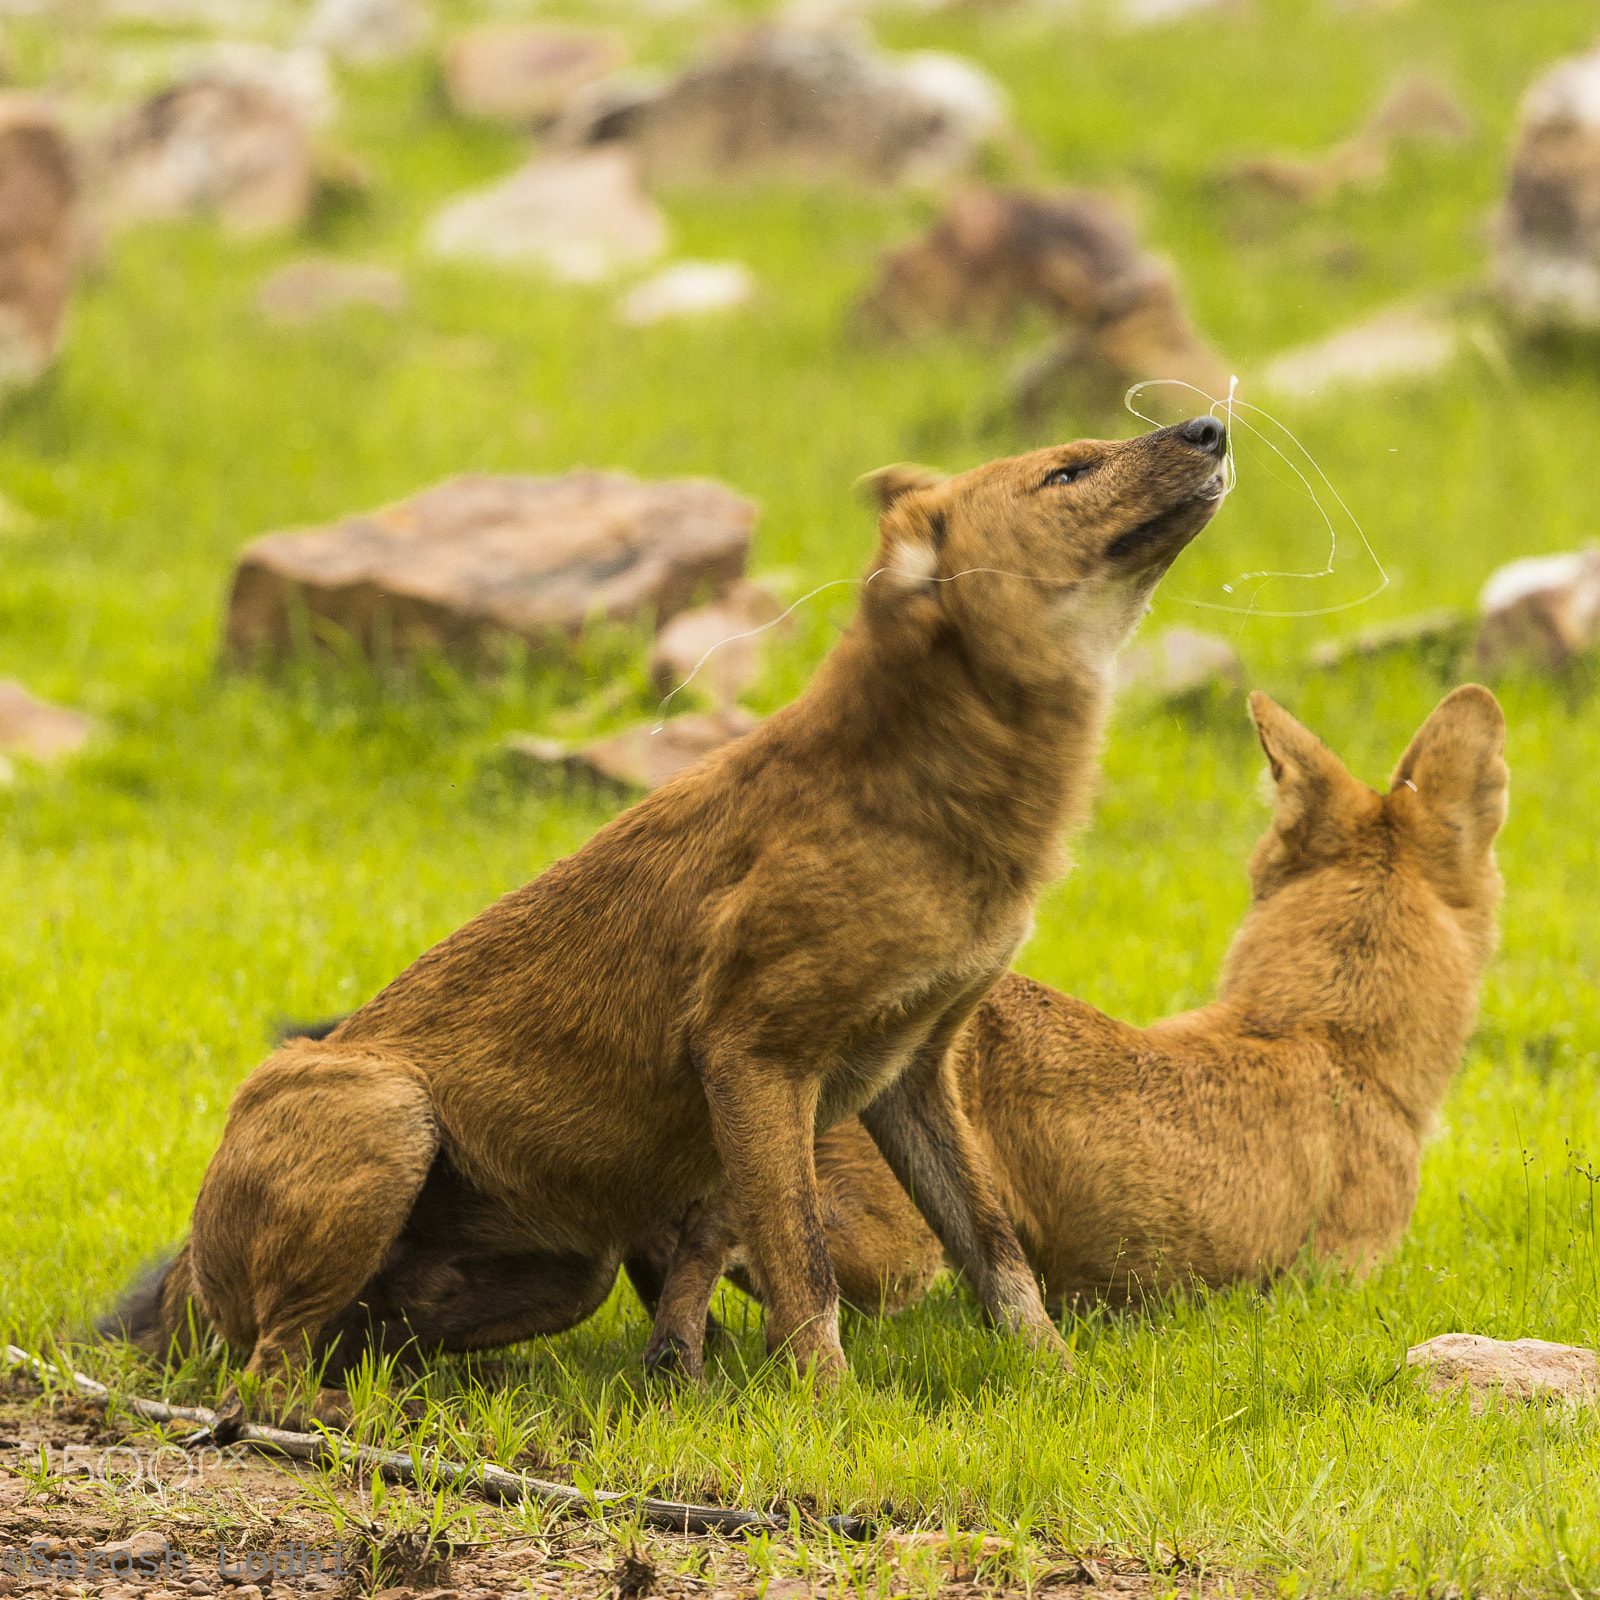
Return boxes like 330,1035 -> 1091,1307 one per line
5,0 -> 1600,1590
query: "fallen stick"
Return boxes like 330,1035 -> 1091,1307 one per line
3,1346 -> 872,1540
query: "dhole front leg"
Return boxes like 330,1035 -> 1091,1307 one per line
694,1050 -> 844,1381
859,1042 -> 1065,1359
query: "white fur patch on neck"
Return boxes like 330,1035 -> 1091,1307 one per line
887,540 -> 939,586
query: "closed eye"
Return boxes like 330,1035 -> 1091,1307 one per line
1044,463 -> 1095,487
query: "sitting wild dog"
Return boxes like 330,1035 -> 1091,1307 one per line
99,418 -> 1230,1425
642,685 -> 1508,1341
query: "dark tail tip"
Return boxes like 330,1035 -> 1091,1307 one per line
95,1252 -> 181,1354
273,1015 -> 347,1044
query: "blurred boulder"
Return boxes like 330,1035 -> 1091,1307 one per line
1474,548 -> 1600,675
1225,73 -> 1472,204
859,188 -> 1229,417
0,96 -> 78,392
1260,305 -> 1457,395
426,148 -> 665,282
0,680 -> 94,759
1407,1334 -> 1600,1410
225,471 -> 756,667
618,259 -> 753,325
97,46 -> 334,233
257,258 -> 405,324
1494,47 -> 1600,329
1115,628 -> 1244,698
444,25 -> 626,126
649,579 -> 785,701
1307,609 -> 1466,669
505,706 -> 759,793
560,27 -> 1008,189
302,0 -> 429,65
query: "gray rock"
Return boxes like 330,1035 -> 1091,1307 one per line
1495,47 -> 1600,329
0,680 -> 94,759
1407,1333 -> 1600,1410
425,148 -> 665,282
443,25 -> 625,126
257,258 -> 405,324
649,578 -> 784,701
1116,627 -> 1245,698
1474,547 -> 1600,674
225,471 -> 756,667
504,706 -> 759,792
563,27 -> 1007,189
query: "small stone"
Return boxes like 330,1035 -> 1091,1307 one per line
618,260 -> 754,326
1260,305 -> 1456,396
257,258 -> 405,324
444,26 -> 626,126
96,45 -> 334,234
1474,547 -> 1600,674
0,95 -> 77,394
1495,46 -> 1600,328
505,706 -> 760,793
1115,628 -> 1244,698
0,680 -> 94,759
649,579 -> 784,701
231,1588 -> 264,1600
1407,1333 -> 1600,1409
302,0 -> 429,65
225,471 -> 755,668
426,149 -> 665,283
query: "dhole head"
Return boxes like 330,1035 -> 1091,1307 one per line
1221,686 -> 1509,1034
857,418 -> 1229,688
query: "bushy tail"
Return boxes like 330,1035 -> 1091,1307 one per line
95,1241 -> 204,1359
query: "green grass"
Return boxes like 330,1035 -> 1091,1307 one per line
4,0 -> 1600,1590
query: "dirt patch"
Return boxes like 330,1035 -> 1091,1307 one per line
0,1380 -> 1269,1598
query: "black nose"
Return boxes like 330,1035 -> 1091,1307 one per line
1179,415 -> 1227,457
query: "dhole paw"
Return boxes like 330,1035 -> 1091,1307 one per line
643,1333 -> 704,1384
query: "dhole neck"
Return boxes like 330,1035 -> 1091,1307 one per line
809,617 -> 1108,890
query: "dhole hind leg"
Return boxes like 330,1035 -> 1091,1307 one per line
318,1152 -> 623,1371
640,1197 -> 741,1381
187,1042 -> 439,1434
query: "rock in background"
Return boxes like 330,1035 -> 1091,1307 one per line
649,579 -> 785,702
1116,628 -> 1245,699
95,45 -> 335,233
1260,303 -> 1459,396
859,188 -> 1230,417
0,96 -> 78,393
505,706 -> 759,793
225,471 -> 757,668
302,0 -> 430,66
558,27 -> 1008,189
0,680 -> 94,762
618,260 -> 753,325
1475,547 -> 1600,675
1495,46 -> 1600,329
257,258 -> 405,324
1408,1334 -> 1600,1410
426,148 -> 665,281
444,25 -> 626,126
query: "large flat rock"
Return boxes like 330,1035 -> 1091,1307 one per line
1408,1333 -> 1600,1410
504,706 -> 759,793
226,472 -> 756,666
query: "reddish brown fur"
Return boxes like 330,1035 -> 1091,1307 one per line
646,687 -> 1508,1328
103,423 -> 1228,1420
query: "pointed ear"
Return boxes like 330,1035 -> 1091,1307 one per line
1248,691 -> 1354,844
857,463 -> 947,514
1388,684 -> 1508,862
